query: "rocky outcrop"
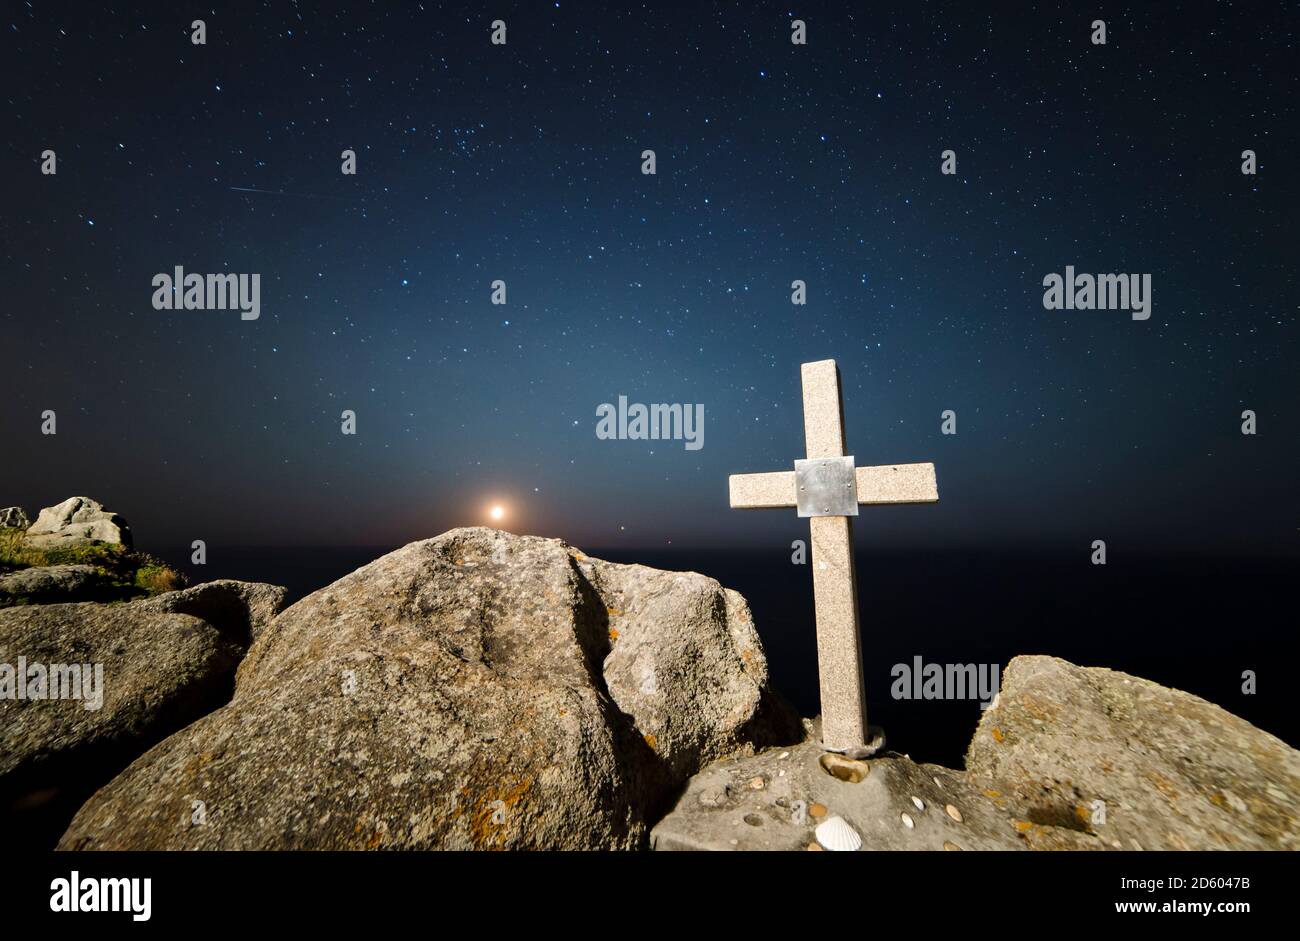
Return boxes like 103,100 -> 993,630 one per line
965,655 -> 1300,850
0,565 -> 119,605
653,656 -> 1300,851
59,528 -> 800,850
25,497 -> 131,549
0,507 -> 30,529
1,602 -> 246,847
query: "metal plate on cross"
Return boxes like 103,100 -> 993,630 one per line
795,456 -> 858,517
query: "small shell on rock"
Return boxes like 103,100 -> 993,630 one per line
945,804 -> 963,823
809,802 -> 828,819
814,815 -> 863,852
911,796 -> 925,812
818,752 -> 871,784
749,776 -> 765,790
698,787 -> 726,808
806,842 -> 823,851
943,840 -> 963,851
901,812 -> 915,829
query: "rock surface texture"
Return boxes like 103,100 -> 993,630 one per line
0,580 -> 287,847
0,507 -> 31,529
653,657 -> 1300,851
0,565 -> 117,605
137,579 -> 289,646
966,655 -> 1300,851
24,497 -> 132,548
651,724 -> 1025,851
59,528 -> 800,850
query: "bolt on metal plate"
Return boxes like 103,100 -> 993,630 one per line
795,455 -> 858,517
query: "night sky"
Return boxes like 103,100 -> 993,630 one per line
3,2 -> 1296,561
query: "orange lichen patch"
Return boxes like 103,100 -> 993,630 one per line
453,559 -> 464,566
608,627 -> 619,641
606,607 -> 623,617
1013,820 -> 1034,832
1145,771 -> 1181,802
1209,792 -> 1228,809
643,733 -> 657,750
352,820 -> 387,849
461,778 -> 534,850
991,727 -> 1005,743
983,789 -> 1002,799
1018,696 -> 1060,722
179,751 -> 217,782
740,648 -> 755,668
1074,804 -> 1093,825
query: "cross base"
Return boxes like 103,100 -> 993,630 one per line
820,724 -> 887,760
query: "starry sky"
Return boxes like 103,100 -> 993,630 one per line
2,1 -> 1296,559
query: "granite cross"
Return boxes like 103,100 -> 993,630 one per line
728,359 -> 939,757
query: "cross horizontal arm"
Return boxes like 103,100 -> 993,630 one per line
856,463 -> 938,504
729,471 -> 797,509
731,463 -> 937,509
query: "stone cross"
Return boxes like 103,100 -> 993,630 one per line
728,359 -> 939,757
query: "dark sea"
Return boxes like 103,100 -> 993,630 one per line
154,544 -> 1298,769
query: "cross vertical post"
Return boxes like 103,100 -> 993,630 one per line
800,361 -> 870,754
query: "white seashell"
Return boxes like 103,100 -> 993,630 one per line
945,804 -> 963,822
901,812 -> 915,829
911,796 -> 925,812
814,815 -> 863,852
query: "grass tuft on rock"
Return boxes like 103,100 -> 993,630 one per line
0,527 -> 187,604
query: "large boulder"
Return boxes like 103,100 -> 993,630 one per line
25,497 -> 131,549
59,528 -> 800,850
966,655 -> 1300,851
0,507 -> 30,529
